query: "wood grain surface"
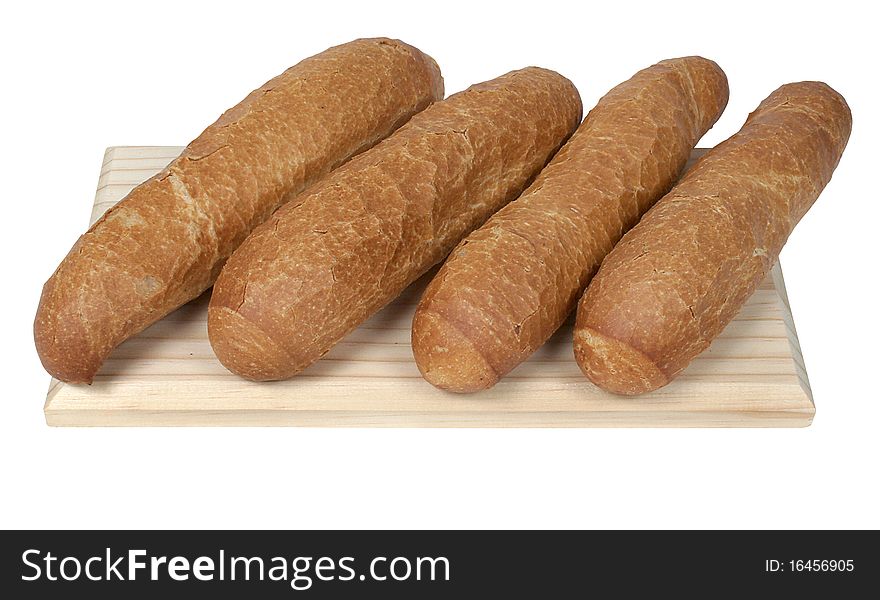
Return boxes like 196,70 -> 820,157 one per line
43,147 -> 815,427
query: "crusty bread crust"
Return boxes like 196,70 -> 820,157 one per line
35,38 -> 443,383
208,68 -> 583,381
574,81 -> 852,395
412,57 -> 728,392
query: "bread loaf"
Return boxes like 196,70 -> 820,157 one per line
574,82 -> 852,395
35,38 -> 443,383
208,67 -> 583,381
411,57 -> 728,392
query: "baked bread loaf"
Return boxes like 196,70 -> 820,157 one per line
412,57 -> 728,392
208,67 -> 583,381
35,38 -> 443,383
574,82 -> 852,395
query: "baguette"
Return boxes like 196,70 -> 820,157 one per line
208,68 -> 583,381
35,38 -> 443,383
411,57 -> 728,392
574,82 -> 852,395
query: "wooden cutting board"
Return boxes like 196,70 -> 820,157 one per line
43,147 -> 815,427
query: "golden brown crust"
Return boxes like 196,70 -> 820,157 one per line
412,57 -> 728,392
574,81 -> 852,395
572,326 -> 668,395
34,38 -> 444,383
208,68 -> 583,381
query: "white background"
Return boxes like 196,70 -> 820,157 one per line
1,0 -> 877,529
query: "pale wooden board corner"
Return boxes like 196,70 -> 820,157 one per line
43,147 -> 816,427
